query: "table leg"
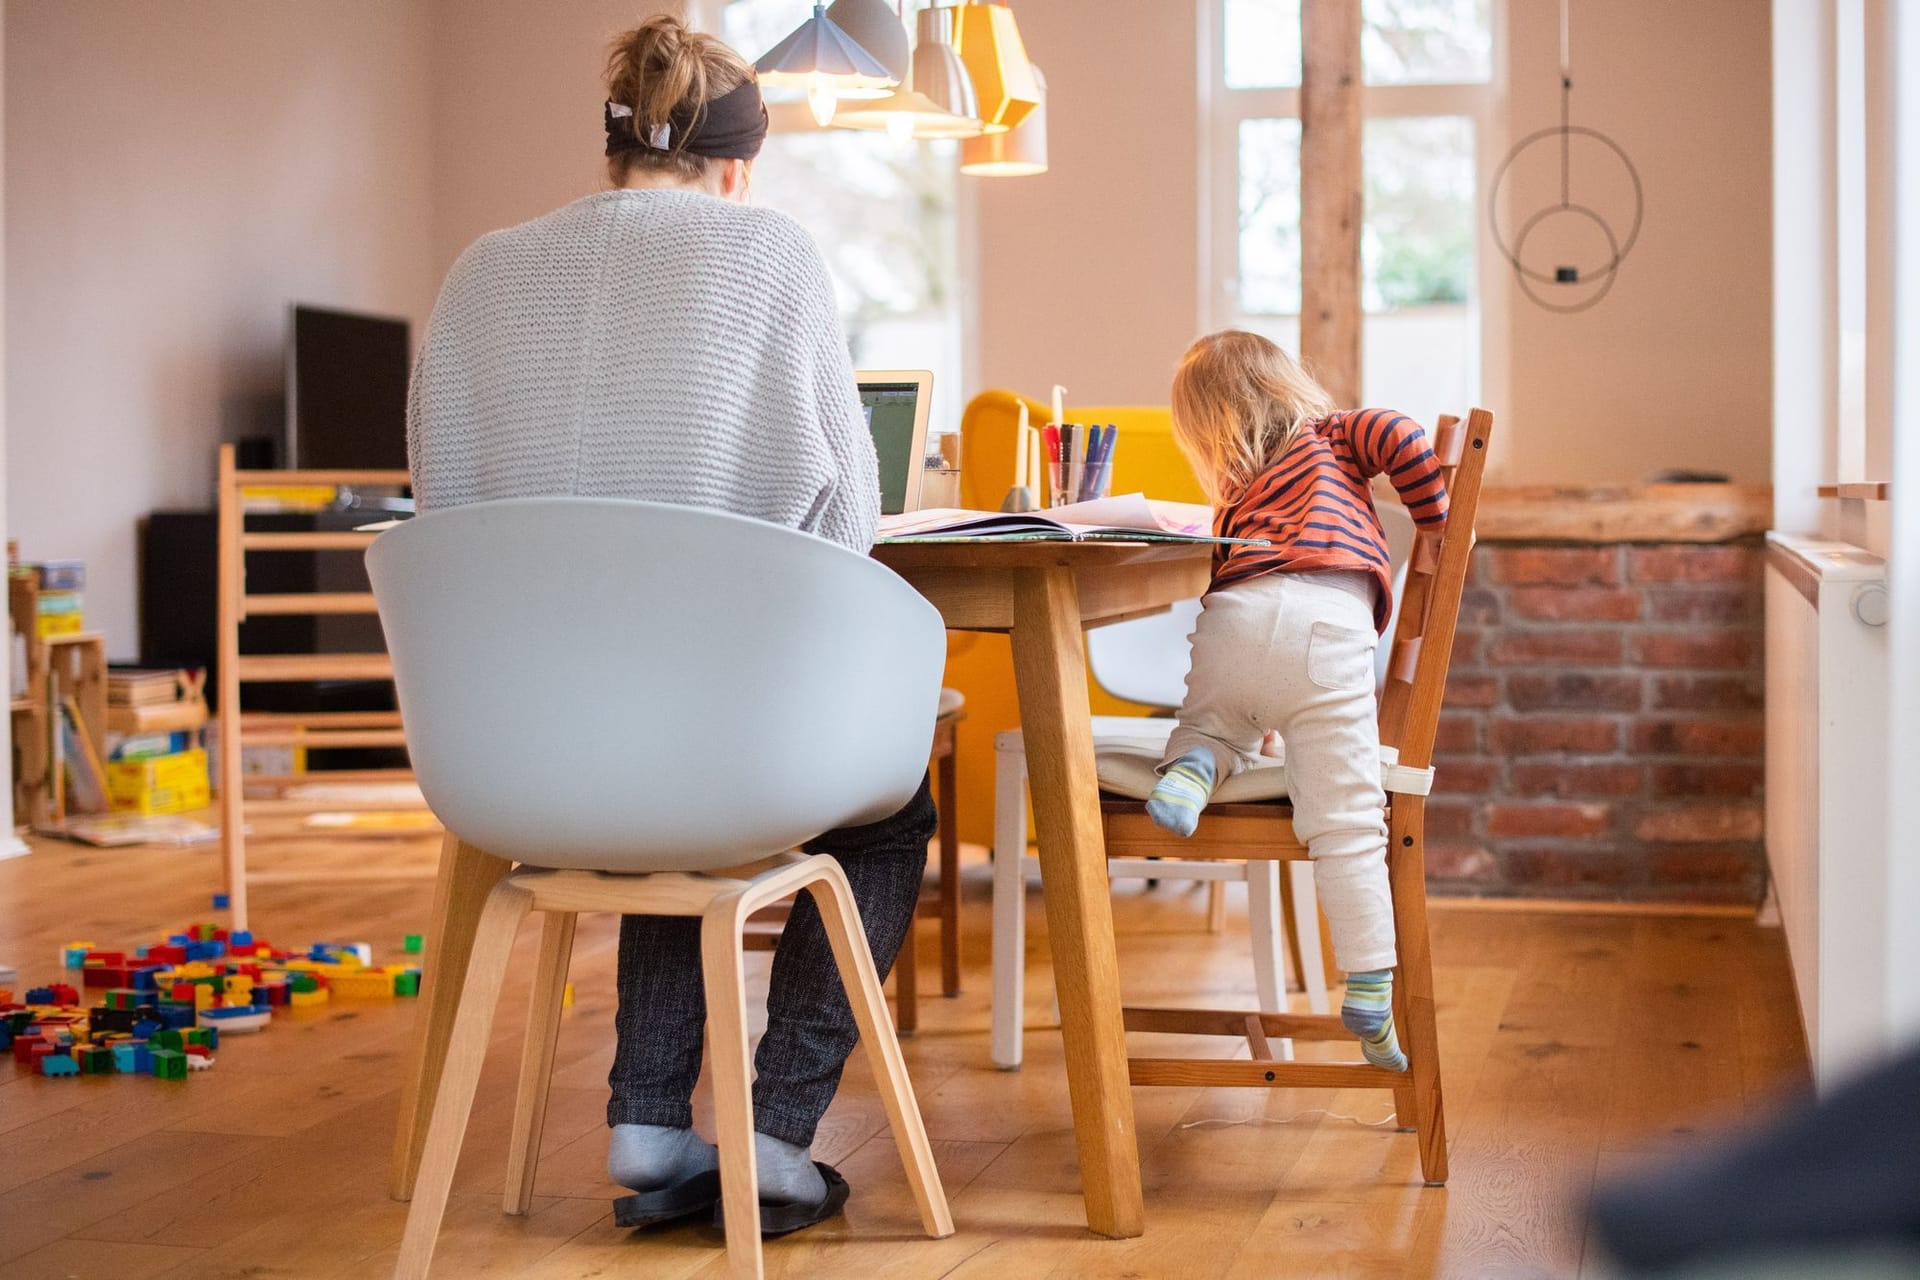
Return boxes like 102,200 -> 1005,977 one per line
1008,566 -> 1145,1239
391,833 -> 513,1200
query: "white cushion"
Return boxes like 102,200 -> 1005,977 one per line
997,716 -> 1432,801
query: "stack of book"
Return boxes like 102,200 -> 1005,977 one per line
32,560 -> 84,638
103,667 -> 211,815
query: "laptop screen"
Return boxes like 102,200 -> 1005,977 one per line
859,379 -> 926,516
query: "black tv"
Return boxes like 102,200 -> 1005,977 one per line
286,305 -> 410,470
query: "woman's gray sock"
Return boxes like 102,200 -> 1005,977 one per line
754,1130 -> 827,1204
608,1123 -> 718,1192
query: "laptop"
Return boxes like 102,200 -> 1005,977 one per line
858,370 -> 934,515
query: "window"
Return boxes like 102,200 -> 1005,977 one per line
693,0 -> 965,432
1207,0 -> 1498,424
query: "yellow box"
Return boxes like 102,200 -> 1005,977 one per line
36,611 -> 83,639
105,747 -> 211,815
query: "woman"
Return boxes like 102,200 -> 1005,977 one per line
406,16 -> 936,1236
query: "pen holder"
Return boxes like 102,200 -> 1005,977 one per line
1048,423 -> 1117,508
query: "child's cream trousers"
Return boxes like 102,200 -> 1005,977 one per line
1160,570 -> 1397,973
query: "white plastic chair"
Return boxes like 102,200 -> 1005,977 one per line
989,502 -> 1418,1070
371,498 -> 954,1280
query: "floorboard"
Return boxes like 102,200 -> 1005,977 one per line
0,832 -> 1808,1278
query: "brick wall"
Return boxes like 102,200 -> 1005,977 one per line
1430,539 -> 1765,903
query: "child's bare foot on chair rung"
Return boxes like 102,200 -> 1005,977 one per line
1147,749 -> 1217,838
1341,970 -> 1408,1072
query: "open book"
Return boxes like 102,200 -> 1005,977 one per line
879,493 -> 1255,545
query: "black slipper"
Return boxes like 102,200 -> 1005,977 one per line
714,1161 -> 851,1238
612,1168 -> 722,1230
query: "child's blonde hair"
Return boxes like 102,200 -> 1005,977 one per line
1170,330 -> 1335,504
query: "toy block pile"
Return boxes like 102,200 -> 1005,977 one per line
4,900 -> 425,1083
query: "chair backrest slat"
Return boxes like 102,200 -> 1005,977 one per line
1378,409 -> 1495,772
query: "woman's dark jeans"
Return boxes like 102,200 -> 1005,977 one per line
607,775 -> 937,1146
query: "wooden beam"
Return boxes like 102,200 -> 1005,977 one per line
1471,483 -> 1773,543
1300,0 -> 1363,406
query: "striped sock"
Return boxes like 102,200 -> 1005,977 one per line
1147,749 -> 1217,838
1341,969 -> 1408,1072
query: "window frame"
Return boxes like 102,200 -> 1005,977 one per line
1198,0 -> 1510,419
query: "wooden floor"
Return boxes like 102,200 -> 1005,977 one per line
0,831 -> 1808,1280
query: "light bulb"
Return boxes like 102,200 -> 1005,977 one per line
886,111 -> 916,145
807,75 -> 838,127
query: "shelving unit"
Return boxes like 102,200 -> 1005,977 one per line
8,570 -> 109,829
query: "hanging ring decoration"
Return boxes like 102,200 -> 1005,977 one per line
1488,0 -> 1644,314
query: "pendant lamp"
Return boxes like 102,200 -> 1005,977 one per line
825,0 -> 911,84
753,3 -> 898,127
953,1 -> 1039,130
961,64 -> 1046,175
833,7 -> 988,139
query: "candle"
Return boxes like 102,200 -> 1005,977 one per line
1016,402 -> 1030,488
1051,383 -> 1066,428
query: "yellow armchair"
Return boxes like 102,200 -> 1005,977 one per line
938,391 -> 1205,846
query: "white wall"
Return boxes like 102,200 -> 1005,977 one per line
0,4 -> 18,853
4,1 -> 439,660
426,0 -> 679,277
1881,0 -> 1920,1047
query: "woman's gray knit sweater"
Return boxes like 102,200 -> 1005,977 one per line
406,188 -> 879,551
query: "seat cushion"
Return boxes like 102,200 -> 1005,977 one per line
1089,718 -> 1426,801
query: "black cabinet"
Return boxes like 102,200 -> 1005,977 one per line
140,510 -> 401,765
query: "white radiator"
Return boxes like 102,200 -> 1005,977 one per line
1763,533 -> 1891,1085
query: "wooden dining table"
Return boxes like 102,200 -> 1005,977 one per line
389,538 -> 1214,1241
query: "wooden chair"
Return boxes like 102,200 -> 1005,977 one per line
1096,409 -> 1493,1187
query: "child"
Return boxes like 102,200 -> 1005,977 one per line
1147,330 -> 1449,1072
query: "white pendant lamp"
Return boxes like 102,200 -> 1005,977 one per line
825,0 -> 911,83
754,3 -> 898,126
961,63 -> 1047,175
833,7 -> 988,139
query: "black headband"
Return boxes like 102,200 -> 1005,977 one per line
604,80 -> 769,162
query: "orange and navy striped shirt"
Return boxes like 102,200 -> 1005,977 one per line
1212,408 -> 1449,631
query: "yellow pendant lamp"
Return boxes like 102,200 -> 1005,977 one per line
961,64 -> 1046,175
953,0 -> 1040,130
833,7 -> 989,140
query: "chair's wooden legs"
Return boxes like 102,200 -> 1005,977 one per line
1247,861 -> 1284,1013
804,859 -> 955,1240
504,910 -> 576,1215
936,744 -> 963,997
894,913 -> 920,1035
1388,804 -> 1447,1184
394,878 -> 532,1280
1205,880 -> 1228,932
392,836 -> 514,1201
989,746 -> 1029,1071
700,894 -> 766,1280
1286,863 -> 1332,1015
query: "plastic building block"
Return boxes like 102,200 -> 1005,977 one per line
76,1045 -> 113,1074
150,1048 -> 187,1080
40,1053 -> 80,1078
562,983 -> 574,1008
392,970 -> 420,998
403,934 -> 423,954
111,1042 -> 153,1073
150,1028 -> 184,1052
200,1006 -> 269,1034
331,972 -> 394,999
288,989 -> 328,1008
212,893 -> 230,910
228,929 -> 253,949
25,987 -> 56,1005
184,1051 -> 214,1071
61,943 -> 94,969
104,989 -> 144,1011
